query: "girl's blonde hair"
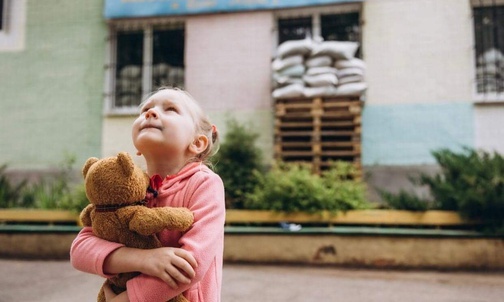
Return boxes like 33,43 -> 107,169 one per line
140,87 -> 219,165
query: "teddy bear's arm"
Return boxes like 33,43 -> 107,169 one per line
79,204 -> 95,227
126,207 -> 194,236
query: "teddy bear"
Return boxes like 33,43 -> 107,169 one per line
80,152 -> 193,302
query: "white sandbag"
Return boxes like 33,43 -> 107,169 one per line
303,86 -> 337,98
311,41 -> 359,60
306,66 -> 338,76
338,75 -> 365,85
152,63 -> 170,77
116,78 -> 142,93
119,65 -> 142,79
334,82 -> 367,96
277,39 -> 313,58
337,67 -> 365,78
277,64 -> 306,77
303,73 -> 338,87
272,83 -> 305,99
334,58 -> 366,70
477,48 -> 504,64
305,55 -> 333,68
272,55 -> 304,71
273,74 -> 304,87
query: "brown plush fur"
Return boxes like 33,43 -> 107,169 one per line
80,152 -> 193,302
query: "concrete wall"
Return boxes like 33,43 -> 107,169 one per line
362,0 -> 476,168
3,229 -> 502,271
474,104 -> 504,154
224,233 -> 504,270
0,0 -> 106,171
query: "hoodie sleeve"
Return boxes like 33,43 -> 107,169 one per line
126,170 -> 225,302
70,226 -> 125,278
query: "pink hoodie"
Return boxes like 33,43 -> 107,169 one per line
70,162 -> 225,302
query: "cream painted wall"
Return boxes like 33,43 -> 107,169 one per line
363,0 -> 474,104
474,105 -> 504,154
185,11 -> 275,160
185,11 -> 273,111
102,116 -> 146,169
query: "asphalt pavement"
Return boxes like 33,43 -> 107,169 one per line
1,259 -> 504,302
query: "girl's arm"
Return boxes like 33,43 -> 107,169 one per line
70,227 -> 124,277
126,171 -> 225,302
71,223 -> 197,285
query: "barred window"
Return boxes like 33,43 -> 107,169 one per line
109,23 -> 185,112
278,16 -> 312,44
473,5 -> 504,95
0,0 -> 5,31
277,11 -> 361,56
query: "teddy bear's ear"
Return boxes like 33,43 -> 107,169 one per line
82,157 -> 99,178
117,152 -> 135,177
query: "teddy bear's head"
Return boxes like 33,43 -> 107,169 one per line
82,152 -> 150,207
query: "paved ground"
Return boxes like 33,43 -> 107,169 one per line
1,260 -> 504,302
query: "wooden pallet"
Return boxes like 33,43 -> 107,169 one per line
274,97 -> 362,174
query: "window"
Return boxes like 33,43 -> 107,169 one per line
107,23 -> 185,113
0,0 -> 26,52
473,4 -> 504,98
0,0 -> 5,31
277,8 -> 361,55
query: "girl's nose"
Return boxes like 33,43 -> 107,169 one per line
145,108 -> 158,119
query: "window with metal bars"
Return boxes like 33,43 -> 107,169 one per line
0,0 -> 5,31
473,5 -> 504,95
278,12 -> 361,56
278,17 -> 312,44
112,24 -> 185,110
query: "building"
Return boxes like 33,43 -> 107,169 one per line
1,0 -> 503,199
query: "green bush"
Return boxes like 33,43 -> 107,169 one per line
214,119 -> 265,209
379,189 -> 431,211
0,155 -> 89,213
381,148 -> 504,232
425,149 -> 504,228
244,161 -> 369,213
0,165 -> 30,208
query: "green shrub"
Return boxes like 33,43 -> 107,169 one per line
0,155 -> 89,213
244,161 -> 369,213
381,148 -> 504,232
425,149 -> 504,228
0,165 -> 30,208
379,189 -> 431,211
214,119 -> 265,209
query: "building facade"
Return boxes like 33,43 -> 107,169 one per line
1,0 -> 503,199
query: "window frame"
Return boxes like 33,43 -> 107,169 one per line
272,3 -> 362,54
0,0 -> 26,52
104,18 -> 185,116
472,0 -> 504,103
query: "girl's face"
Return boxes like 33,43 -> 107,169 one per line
132,90 -> 197,159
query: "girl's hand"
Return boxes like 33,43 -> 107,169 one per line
140,247 -> 198,289
103,284 -> 129,302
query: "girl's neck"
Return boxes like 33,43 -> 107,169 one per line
144,155 -> 190,178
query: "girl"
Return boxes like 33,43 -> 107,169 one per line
71,87 -> 225,302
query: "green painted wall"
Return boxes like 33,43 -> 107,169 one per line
0,0 -> 106,170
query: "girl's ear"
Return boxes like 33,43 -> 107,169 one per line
189,134 -> 209,155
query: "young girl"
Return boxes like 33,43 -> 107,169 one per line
70,87 -> 225,302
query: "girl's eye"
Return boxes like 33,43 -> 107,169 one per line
166,107 -> 177,112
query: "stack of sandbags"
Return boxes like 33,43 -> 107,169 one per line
476,48 -> 504,93
271,38 -> 367,99
115,65 -> 142,106
272,39 -> 312,99
153,63 -> 185,89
